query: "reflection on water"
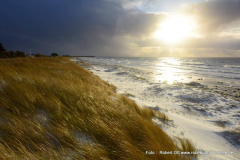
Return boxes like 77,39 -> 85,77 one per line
79,56 -> 240,87
155,58 -> 185,84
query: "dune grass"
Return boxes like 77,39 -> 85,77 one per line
0,57 -> 193,159
177,138 -> 197,158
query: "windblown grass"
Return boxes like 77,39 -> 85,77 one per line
177,138 -> 197,159
0,57 -> 191,159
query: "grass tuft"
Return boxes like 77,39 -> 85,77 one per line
177,137 -> 197,158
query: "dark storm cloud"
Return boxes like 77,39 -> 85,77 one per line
0,0 -> 121,55
116,9 -> 161,36
0,0 -> 162,56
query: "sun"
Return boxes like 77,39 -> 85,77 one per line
153,15 -> 198,43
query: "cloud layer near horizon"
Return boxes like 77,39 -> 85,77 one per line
0,0 -> 240,57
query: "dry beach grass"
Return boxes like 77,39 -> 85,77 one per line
0,57 -> 194,159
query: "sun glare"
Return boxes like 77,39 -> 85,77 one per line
153,15 -> 198,43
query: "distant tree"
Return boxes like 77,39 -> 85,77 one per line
51,53 -> 58,57
15,51 -> 26,57
0,51 -> 10,58
35,54 -> 43,57
62,55 -> 70,57
35,54 -> 48,57
0,43 -> 6,52
0,43 -> 8,58
9,51 -> 16,57
21,51 -> 26,57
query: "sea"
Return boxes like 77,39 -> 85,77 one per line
76,57 -> 240,87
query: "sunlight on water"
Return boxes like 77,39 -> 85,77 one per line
80,57 -> 240,87
155,58 -> 184,84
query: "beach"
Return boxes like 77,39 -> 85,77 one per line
75,57 -> 240,160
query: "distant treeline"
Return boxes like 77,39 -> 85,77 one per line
0,43 -> 26,58
0,43 -> 95,58
74,56 -> 95,57
0,43 -> 60,58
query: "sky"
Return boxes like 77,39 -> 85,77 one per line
1,0 -> 240,57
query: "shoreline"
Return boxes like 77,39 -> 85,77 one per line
75,57 -> 240,160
